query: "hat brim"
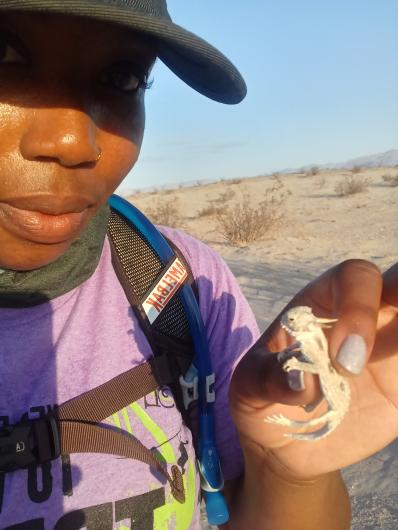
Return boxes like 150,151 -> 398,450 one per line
0,1 -> 247,104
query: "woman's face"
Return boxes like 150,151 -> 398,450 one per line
0,11 -> 156,271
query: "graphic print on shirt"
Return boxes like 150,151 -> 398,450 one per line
1,389 -> 198,529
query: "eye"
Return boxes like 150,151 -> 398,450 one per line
99,61 -> 151,93
0,38 -> 26,65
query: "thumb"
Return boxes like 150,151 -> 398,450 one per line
230,342 -> 321,410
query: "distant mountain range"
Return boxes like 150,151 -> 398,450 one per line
328,149 -> 398,169
122,148 -> 398,194
296,149 -> 398,172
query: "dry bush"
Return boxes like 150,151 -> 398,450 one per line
229,178 -> 243,185
351,165 -> 362,174
315,175 -> 326,189
125,193 -> 138,203
334,175 -> 370,196
214,189 -> 236,203
382,173 -> 398,187
197,203 -> 227,218
216,183 -> 287,245
145,197 -> 181,227
305,166 -> 320,177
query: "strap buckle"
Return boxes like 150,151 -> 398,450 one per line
0,417 -> 60,472
179,363 -> 199,409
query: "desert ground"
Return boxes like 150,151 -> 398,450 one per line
126,166 -> 398,529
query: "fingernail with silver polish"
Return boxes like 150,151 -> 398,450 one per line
287,370 -> 305,391
337,334 -> 367,374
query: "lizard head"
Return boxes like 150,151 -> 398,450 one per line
281,306 -> 338,335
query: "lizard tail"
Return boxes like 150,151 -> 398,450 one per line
284,414 -> 340,441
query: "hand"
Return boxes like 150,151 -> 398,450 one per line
229,259 -> 398,481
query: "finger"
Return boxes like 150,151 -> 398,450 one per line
327,259 -> 382,375
382,263 -> 398,308
230,342 -> 321,410
372,263 -> 398,359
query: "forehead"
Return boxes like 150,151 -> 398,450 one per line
0,10 -> 157,58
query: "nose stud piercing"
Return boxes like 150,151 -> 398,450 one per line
96,148 -> 102,162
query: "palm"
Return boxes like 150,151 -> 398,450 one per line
232,363 -> 398,479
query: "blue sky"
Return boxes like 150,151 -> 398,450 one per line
119,0 -> 398,191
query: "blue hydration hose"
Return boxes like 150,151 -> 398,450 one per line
108,194 -> 229,525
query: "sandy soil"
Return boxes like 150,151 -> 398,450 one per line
126,167 -> 398,529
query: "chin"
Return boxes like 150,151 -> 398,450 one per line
0,241 -> 72,272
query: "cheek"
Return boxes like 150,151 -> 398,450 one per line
99,90 -> 146,145
0,103 -> 23,155
95,94 -> 146,193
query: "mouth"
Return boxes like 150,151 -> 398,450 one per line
0,195 -> 94,244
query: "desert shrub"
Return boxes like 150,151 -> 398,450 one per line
198,203 -> 227,217
334,175 -> 370,196
229,178 -> 242,185
382,173 -> 398,187
213,189 -> 236,203
216,183 -> 287,245
145,197 -> 181,227
126,193 -> 138,202
305,166 -> 320,177
351,165 -> 362,174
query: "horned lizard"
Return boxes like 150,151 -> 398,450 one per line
264,306 -> 350,440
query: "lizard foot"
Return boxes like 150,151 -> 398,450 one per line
282,357 -> 301,372
264,413 -> 298,427
283,422 -> 333,441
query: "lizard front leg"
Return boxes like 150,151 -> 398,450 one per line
276,343 -> 302,364
283,357 -> 320,375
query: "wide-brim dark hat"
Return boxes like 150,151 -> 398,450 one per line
0,0 -> 246,104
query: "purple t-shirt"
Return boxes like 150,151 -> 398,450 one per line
0,228 -> 259,529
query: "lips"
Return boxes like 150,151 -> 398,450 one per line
0,195 -> 93,244
1,195 -> 92,215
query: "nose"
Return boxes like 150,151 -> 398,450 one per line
20,106 -> 101,167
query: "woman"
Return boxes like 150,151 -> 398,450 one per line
0,1 -> 397,529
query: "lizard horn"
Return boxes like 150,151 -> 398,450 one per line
316,317 -> 338,327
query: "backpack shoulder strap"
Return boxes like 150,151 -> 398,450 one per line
106,197 -> 198,420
